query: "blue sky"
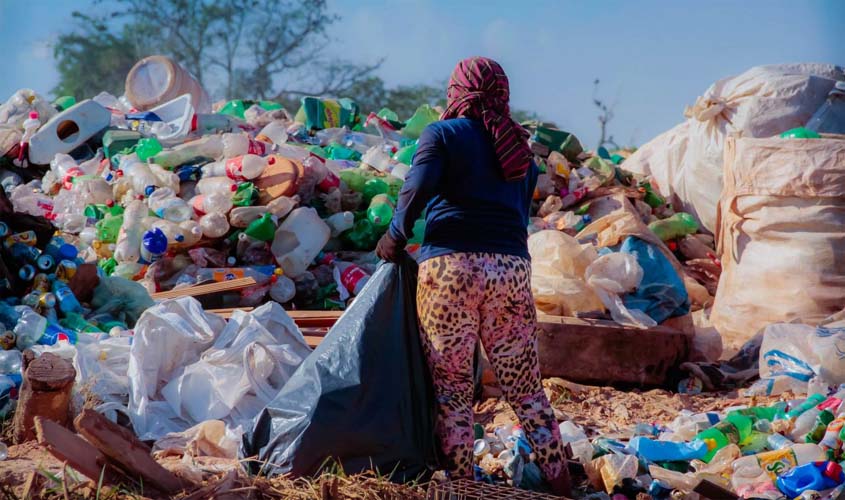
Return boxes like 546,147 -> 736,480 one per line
1,0 -> 842,148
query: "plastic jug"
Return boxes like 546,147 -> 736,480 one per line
125,55 -> 210,113
28,100 -> 111,165
271,207 -> 330,278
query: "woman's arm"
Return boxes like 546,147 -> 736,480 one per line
387,126 -> 445,245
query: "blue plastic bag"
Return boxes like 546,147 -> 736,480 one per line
619,237 -> 689,323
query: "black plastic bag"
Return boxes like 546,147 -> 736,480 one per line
241,259 -> 438,481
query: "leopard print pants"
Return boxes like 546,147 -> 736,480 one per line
417,252 -> 564,480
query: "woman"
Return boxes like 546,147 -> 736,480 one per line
376,57 -> 571,496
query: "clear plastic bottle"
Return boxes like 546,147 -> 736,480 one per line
10,182 -> 54,217
151,135 -> 224,168
256,121 -> 288,146
196,176 -> 237,196
116,154 -> 161,197
325,211 -> 354,237
14,307 -> 46,350
114,199 -> 146,263
199,212 -> 230,238
191,193 -> 233,216
0,350 -> 22,375
805,81 -> 845,135
230,206 -> 270,228
17,111 -> 41,166
147,187 -> 191,222
147,218 -> 202,249
202,154 -> 269,181
269,274 -> 296,303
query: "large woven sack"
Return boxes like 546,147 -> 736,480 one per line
624,63 -> 845,233
711,135 -> 845,349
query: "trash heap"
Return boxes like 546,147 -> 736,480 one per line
473,387 -> 845,499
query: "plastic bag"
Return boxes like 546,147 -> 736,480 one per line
242,259 -> 438,480
74,334 -> 132,406
90,276 -> 155,327
753,321 -> 845,396
619,236 -> 689,324
129,297 -> 310,441
528,230 -> 604,316
585,252 -> 657,329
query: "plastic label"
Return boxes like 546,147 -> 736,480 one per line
225,157 -> 245,180
247,140 -> 267,156
757,448 -> 798,479
212,269 -> 245,282
340,265 -> 367,293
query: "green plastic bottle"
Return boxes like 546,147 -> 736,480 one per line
232,182 -> 258,207
362,178 -> 389,202
343,219 -> 380,250
367,194 -> 394,228
695,413 -> 753,462
135,137 -> 163,162
394,142 -> 418,165
787,393 -> 826,419
95,215 -> 124,243
729,403 -> 787,423
339,169 -> 371,193
387,177 -> 404,199
780,127 -> 822,139
805,410 -> 835,444
244,213 -> 276,242
53,96 -> 77,112
60,312 -> 104,334
648,212 -> 700,241
639,182 -> 666,208
326,142 -> 361,161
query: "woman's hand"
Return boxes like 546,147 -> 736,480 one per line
376,233 -> 405,263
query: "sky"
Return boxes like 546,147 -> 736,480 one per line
0,0 -> 842,149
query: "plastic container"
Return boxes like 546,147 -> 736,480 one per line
271,207 -> 330,278
140,228 -> 168,263
146,94 -> 194,144
202,154 -> 269,181
805,81 -> 845,135
28,100 -> 111,165
648,212 -> 700,241
125,55 -> 210,113
732,443 -> 825,478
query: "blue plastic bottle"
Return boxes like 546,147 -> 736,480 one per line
52,280 -> 83,315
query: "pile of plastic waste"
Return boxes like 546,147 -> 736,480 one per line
474,384 -> 845,499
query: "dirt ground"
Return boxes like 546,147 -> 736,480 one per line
0,379 -> 783,499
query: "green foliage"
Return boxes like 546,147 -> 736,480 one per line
52,13 -> 144,100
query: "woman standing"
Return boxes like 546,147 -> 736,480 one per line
376,57 -> 571,497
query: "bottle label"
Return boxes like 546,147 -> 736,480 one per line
340,265 -> 367,293
211,269 -> 246,282
192,195 -> 207,216
714,421 -> 741,444
5,231 -> 37,248
247,140 -> 267,156
318,170 -> 340,192
757,449 -> 798,479
225,157 -> 245,180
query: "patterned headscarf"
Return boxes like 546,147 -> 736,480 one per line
441,57 -> 532,181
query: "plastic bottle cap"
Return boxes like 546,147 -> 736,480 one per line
174,234 -> 184,242
144,185 -> 157,196
268,156 -> 276,165
142,228 -> 167,255
106,199 -> 115,207
230,185 -> 237,192
58,244 -> 78,261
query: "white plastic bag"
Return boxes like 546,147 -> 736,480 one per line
585,253 -> 657,329
74,334 -> 132,406
623,63 -> 845,233
753,322 -> 845,395
129,297 -> 311,441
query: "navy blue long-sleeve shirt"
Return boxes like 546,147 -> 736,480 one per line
388,118 -> 539,263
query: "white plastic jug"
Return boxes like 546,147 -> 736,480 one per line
271,207 -> 330,278
28,100 -> 111,165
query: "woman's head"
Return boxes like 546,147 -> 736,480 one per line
442,56 -> 532,181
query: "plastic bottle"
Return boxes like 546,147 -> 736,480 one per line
221,132 -> 268,158
362,178 -> 389,202
629,436 -> 709,462
732,443 -> 826,478
776,461 -> 845,499
191,193 -> 234,217
146,218 -> 201,249
15,307 -> 47,349
196,176 -> 237,196
695,413 -> 753,462
243,213 -> 276,241
768,433 -> 794,450
257,121 -> 289,146
269,274 -> 296,303
343,219 -> 379,250
648,212 -> 700,241
788,393 -> 826,419
135,137 -> 163,162
117,154 -> 161,197
333,261 -> 370,297
325,211 -> 354,237
729,404 -> 787,423
202,154 -> 270,181
230,206 -> 269,227
151,135 -> 224,168
792,407 -> 824,441
367,194 -> 394,228
147,187 -> 191,222
114,200 -> 146,263
9,184 -> 54,218
52,279 -> 83,315
271,207 -> 331,278
17,111 -> 41,165
199,212 -> 230,238
805,81 -> 845,135
819,415 -> 845,450
140,227 -> 168,263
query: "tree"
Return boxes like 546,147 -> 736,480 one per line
593,78 -> 618,150
52,13 -> 144,99
54,0 -> 382,101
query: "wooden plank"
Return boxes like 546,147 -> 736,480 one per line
286,310 -> 343,328
151,277 -> 256,300
35,417 -> 128,487
74,409 -> 191,495
536,314 -> 692,386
